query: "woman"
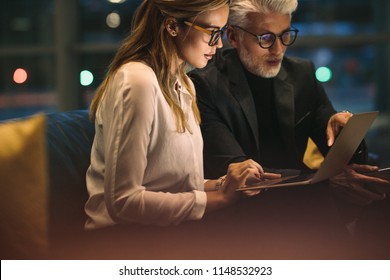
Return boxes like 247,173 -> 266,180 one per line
85,0 -> 273,230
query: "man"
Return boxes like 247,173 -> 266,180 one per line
190,0 -> 389,204
190,0 -> 390,257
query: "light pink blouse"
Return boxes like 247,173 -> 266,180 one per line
85,62 -> 206,229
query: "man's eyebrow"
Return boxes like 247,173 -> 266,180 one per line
258,26 -> 293,34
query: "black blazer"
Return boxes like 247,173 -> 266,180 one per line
190,48 -> 340,179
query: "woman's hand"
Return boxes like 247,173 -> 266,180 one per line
327,111 -> 353,146
205,159 -> 264,212
221,159 -> 264,201
330,163 -> 390,205
241,172 -> 282,196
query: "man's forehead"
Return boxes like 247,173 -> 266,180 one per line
244,12 -> 291,31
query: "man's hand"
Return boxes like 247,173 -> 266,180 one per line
330,163 -> 390,205
327,111 -> 354,146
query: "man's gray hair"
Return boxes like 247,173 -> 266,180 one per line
229,0 -> 298,26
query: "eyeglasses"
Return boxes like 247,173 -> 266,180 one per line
182,20 -> 228,46
233,25 -> 299,49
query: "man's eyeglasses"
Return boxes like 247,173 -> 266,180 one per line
233,25 -> 299,49
182,20 -> 228,46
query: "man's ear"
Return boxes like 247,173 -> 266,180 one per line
165,17 -> 178,36
227,26 -> 238,48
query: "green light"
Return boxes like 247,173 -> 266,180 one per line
80,70 -> 94,86
315,66 -> 332,83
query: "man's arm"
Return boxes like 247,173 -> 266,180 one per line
302,61 -> 368,164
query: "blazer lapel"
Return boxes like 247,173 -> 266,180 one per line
227,53 -> 260,151
274,65 -> 296,149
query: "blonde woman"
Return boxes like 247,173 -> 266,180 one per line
85,0 -> 274,230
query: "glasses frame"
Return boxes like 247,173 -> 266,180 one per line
233,25 -> 299,49
182,20 -> 228,46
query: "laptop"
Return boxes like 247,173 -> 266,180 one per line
238,111 -> 379,191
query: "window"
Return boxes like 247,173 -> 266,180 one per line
1,0 -> 390,164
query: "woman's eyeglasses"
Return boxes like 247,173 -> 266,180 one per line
182,21 -> 228,46
232,25 -> 299,49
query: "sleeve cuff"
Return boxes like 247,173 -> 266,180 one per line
188,190 -> 207,221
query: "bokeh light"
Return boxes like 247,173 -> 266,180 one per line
315,66 -> 332,83
13,68 -> 28,84
80,70 -> 94,86
106,12 -> 121,28
107,0 -> 126,3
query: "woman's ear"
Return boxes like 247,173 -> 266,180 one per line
165,17 -> 178,37
227,26 -> 238,48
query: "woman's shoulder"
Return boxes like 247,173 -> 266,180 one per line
114,61 -> 159,87
120,61 -> 153,72
103,61 -> 160,108
96,62 -> 159,122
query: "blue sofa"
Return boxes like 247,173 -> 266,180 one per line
45,110 -> 95,255
0,110 -> 94,259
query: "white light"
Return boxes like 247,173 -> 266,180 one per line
107,0 -> 126,4
106,12 -> 121,28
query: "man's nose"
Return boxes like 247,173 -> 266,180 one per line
269,37 -> 284,55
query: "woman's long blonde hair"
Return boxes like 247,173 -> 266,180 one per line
90,0 -> 230,132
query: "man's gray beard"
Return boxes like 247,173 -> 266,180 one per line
238,47 -> 281,78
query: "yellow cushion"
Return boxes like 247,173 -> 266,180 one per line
0,114 -> 48,259
303,137 -> 324,170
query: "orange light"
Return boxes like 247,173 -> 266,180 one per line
13,68 -> 28,84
